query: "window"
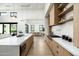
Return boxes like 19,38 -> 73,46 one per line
25,24 -> 29,33
0,24 -> 3,35
4,24 -> 10,34
39,25 -> 44,32
31,25 -> 35,32
0,23 -> 17,35
10,12 -> 17,18
0,12 -> 7,16
10,24 -> 17,34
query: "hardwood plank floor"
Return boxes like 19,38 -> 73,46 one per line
27,36 -> 53,56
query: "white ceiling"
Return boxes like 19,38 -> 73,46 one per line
0,3 -> 46,11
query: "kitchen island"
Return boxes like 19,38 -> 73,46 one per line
0,34 -> 33,56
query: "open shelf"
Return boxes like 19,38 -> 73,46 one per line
49,17 -> 73,27
58,5 -> 73,17
58,3 -> 68,9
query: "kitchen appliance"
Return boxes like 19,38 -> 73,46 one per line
62,35 -> 72,42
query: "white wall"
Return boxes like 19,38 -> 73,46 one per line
44,17 -> 49,35
0,16 -> 18,22
44,3 -> 51,35
25,19 -> 45,33
17,10 -> 45,33
44,3 -> 51,17
0,9 -> 45,34
17,10 -> 44,20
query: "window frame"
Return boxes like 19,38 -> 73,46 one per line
10,12 -> 17,18
0,22 -> 17,35
31,25 -> 35,32
39,25 -> 44,32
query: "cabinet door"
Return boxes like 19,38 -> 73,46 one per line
49,4 -> 61,26
52,40 -> 58,55
26,36 -> 33,55
52,40 -> 72,56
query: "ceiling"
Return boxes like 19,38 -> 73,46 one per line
0,3 -> 46,11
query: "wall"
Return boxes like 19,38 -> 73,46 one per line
17,10 -> 45,33
44,3 -> 51,35
0,9 -> 45,34
44,3 -> 51,17
25,19 -> 45,33
17,10 -> 44,20
44,17 -> 49,35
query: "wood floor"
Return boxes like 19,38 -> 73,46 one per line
27,36 -> 53,56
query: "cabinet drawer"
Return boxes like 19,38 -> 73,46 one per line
53,39 -> 72,56
46,36 -> 72,56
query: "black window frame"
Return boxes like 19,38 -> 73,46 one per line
10,12 -> 17,18
0,22 -> 17,35
31,25 -> 35,32
39,25 -> 43,32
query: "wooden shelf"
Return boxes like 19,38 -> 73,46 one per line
49,17 -> 73,27
58,5 -> 73,17
58,3 -> 68,9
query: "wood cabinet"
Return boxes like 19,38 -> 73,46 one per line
73,4 -> 79,48
49,4 -> 61,26
45,36 -> 53,53
52,40 -> 72,56
48,3 -> 73,35
20,35 -> 33,56
45,35 -> 72,56
25,35 -> 33,55
63,49 -> 72,56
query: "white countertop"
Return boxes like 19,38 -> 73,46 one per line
52,38 -> 79,56
0,34 -> 33,46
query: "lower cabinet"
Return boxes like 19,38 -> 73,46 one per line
20,35 -> 33,56
45,36 -> 72,56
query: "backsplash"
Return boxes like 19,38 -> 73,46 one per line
52,21 -> 73,39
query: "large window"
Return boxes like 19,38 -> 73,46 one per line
31,25 -> 35,32
0,23 -> 17,35
39,25 -> 44,32
0,12 -> 7,16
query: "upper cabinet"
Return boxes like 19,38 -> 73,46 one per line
47,3 -> 73,34
49,4 -> 61,26
48,3 -> 73,26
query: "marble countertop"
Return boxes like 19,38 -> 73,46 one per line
0,34 -> 33,46
52,38 -> 79,56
